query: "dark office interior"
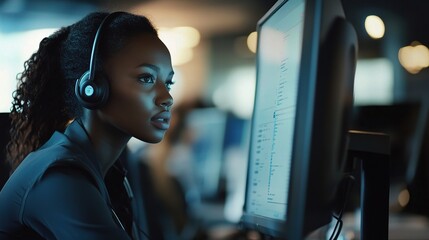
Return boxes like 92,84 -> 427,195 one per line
1,0 -> 429,239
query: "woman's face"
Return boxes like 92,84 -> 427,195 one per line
101,33 -> 174,143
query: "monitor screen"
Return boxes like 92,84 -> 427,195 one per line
245,0 -> 305,221
241,0 -> 357,238
184,108 -> 227,199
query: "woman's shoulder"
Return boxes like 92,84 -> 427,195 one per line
0,132 -> 104,216
10,132 -> 96,186
0,156 -> 101,229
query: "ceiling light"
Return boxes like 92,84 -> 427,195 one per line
173,26 -> 200,48
158,26 -> 200,66
364,15 -> 385,39
398,188 -> 410,207
247,31 -> 257,53
398,42 -> 429,74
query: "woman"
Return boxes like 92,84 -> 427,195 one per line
0,11 -> 174,239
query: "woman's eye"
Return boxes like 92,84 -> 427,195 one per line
138,74 -> 155,84
165,80 -> 174,91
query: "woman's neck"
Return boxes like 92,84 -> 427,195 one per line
80,113 -> 131,177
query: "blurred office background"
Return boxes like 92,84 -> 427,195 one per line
1,0 -> 429,239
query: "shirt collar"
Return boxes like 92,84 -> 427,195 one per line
63,119 -> 103,175
63,119 -> 128,178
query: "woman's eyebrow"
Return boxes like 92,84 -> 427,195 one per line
138,63 -> 160,72
138,63 -> 174,76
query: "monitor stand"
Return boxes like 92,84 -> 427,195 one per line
347,130 -> 390,240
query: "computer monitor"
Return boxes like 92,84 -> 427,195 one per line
183,108 -> 227,200
0,113 -> 11,191
241,0 -> 357,239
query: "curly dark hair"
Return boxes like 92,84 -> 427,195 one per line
6,12 -> 157,171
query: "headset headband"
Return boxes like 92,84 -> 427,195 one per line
88,11 -> 126,81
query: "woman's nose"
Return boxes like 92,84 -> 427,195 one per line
156,81 -> 173,110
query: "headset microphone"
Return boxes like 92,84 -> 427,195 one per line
75,12 -> 125,109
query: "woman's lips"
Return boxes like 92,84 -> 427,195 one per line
151,111 -> 171,130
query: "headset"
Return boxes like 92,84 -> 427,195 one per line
75,12 -> 125,110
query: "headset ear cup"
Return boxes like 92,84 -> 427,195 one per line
96,74 -> 110,108
74,12 -> 121,110
75,71 -> 109,109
